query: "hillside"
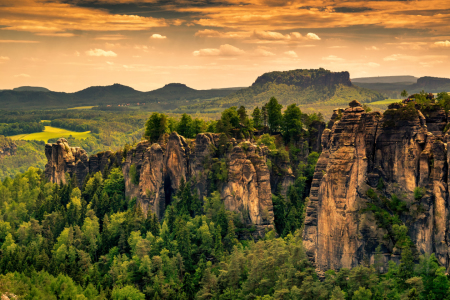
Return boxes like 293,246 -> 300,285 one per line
0,83 -> 241,110
178,68 -> 385,113
13,86 -> 51,92
353,75 -> 450,98
352,75 -> 418,84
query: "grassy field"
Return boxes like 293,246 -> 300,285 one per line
67,106 -> 96,110
369,99 -> 402,105
9,126 -> 91,142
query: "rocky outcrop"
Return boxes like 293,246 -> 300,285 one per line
0,136 -> 16,159
44,138 -> 121,186
125,132 -> 277,231
45,138 -> 89,185
253,70 -> 352,88
303,100 -> 450,271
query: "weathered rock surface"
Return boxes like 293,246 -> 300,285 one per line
126,132 -> 278,231
45,138 -> 89,185
45,138 -> 121,186
0,136 -> 16,159
303,100 -> 450,271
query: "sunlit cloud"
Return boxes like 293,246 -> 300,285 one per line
0,0 -> 168,34
14,74 -> 30,78
254,48 -> 276,57
433,40 -> 450,48
322,55 -> 345,62
250,30 -> 321,43
284,51 -> 298,58
195,29 -> 248,38
0,40 -> 39,43
0,56 -> 10,63
193,44 -> 245,56
95,34 -> 127,41
365,46 -> 379,51
86,49 -> 117,57
36,32 -> 76,37
151,34 -> 166,39
384,54 -> 447,62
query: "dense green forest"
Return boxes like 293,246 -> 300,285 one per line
2,97 -> 450,299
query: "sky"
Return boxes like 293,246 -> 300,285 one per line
0,0 -> 449,92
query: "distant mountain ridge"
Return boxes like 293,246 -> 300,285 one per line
0,83 -> 242,110
352,75 -> 418,84
353,76 -> 450,98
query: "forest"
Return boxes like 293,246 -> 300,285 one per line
2,96 -> 450,299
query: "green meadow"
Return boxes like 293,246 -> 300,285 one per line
9,126 -> 91,142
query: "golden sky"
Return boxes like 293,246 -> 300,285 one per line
0,0 -> 449,91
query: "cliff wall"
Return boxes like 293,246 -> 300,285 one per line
44,130 -> 317,235
303,100 -> 450,272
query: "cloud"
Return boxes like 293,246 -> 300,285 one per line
95,34 -> 127,40
151,34 -> 166,39
14,74 -> 30,78
254,48 -> 275,56
306,33 -> 321,40
365,46 -> 379,50
322,55 -> 345,62
86,49 -> 117,57
106,61 -> 114,65
0,0 -> 168,34
433,40 -> 450,48
329,46 -> 348,49
383,54 -> 447,62
193,44 -> 245,56
74,51 -> 80,56
249,31 -> 321,44
36,32 -> 76,37
284,51 -> 298,58
386,42 -> 427,50
195,29 -> 247,38
366,62 -> 380,67
0,40 -> 39,43
0,56 -> 10,63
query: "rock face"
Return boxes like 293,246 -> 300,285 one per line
124,132 -> 277,232
44,138 -> 121,186
45,138 -> 89,185
253,70 -> 352,88
44,131 -> 319,232
303,101 -> 450,271
0,136 -> 17,159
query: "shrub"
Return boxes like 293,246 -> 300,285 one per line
129,164 -> 139,185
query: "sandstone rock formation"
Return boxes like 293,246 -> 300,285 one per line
0,136 -> 17,159
44,138 -> 121,186
123,132 -> 277,233
44,131 -> 315,233
303,100 -> 450,271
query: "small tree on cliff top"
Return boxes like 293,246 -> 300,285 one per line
145,112 -> 168,143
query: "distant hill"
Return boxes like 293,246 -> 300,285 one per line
353,76 -> 450,98
12,86 -> 51,92
0,83 -> 242,110
178,69 -> 385,112
352,76 -> 418,84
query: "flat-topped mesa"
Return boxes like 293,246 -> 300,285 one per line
303,100 -> 450,272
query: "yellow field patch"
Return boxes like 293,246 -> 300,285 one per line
9,126 -> 91,142
369,99 -> 402,105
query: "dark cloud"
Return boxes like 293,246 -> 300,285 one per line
333,6 -> 373,13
